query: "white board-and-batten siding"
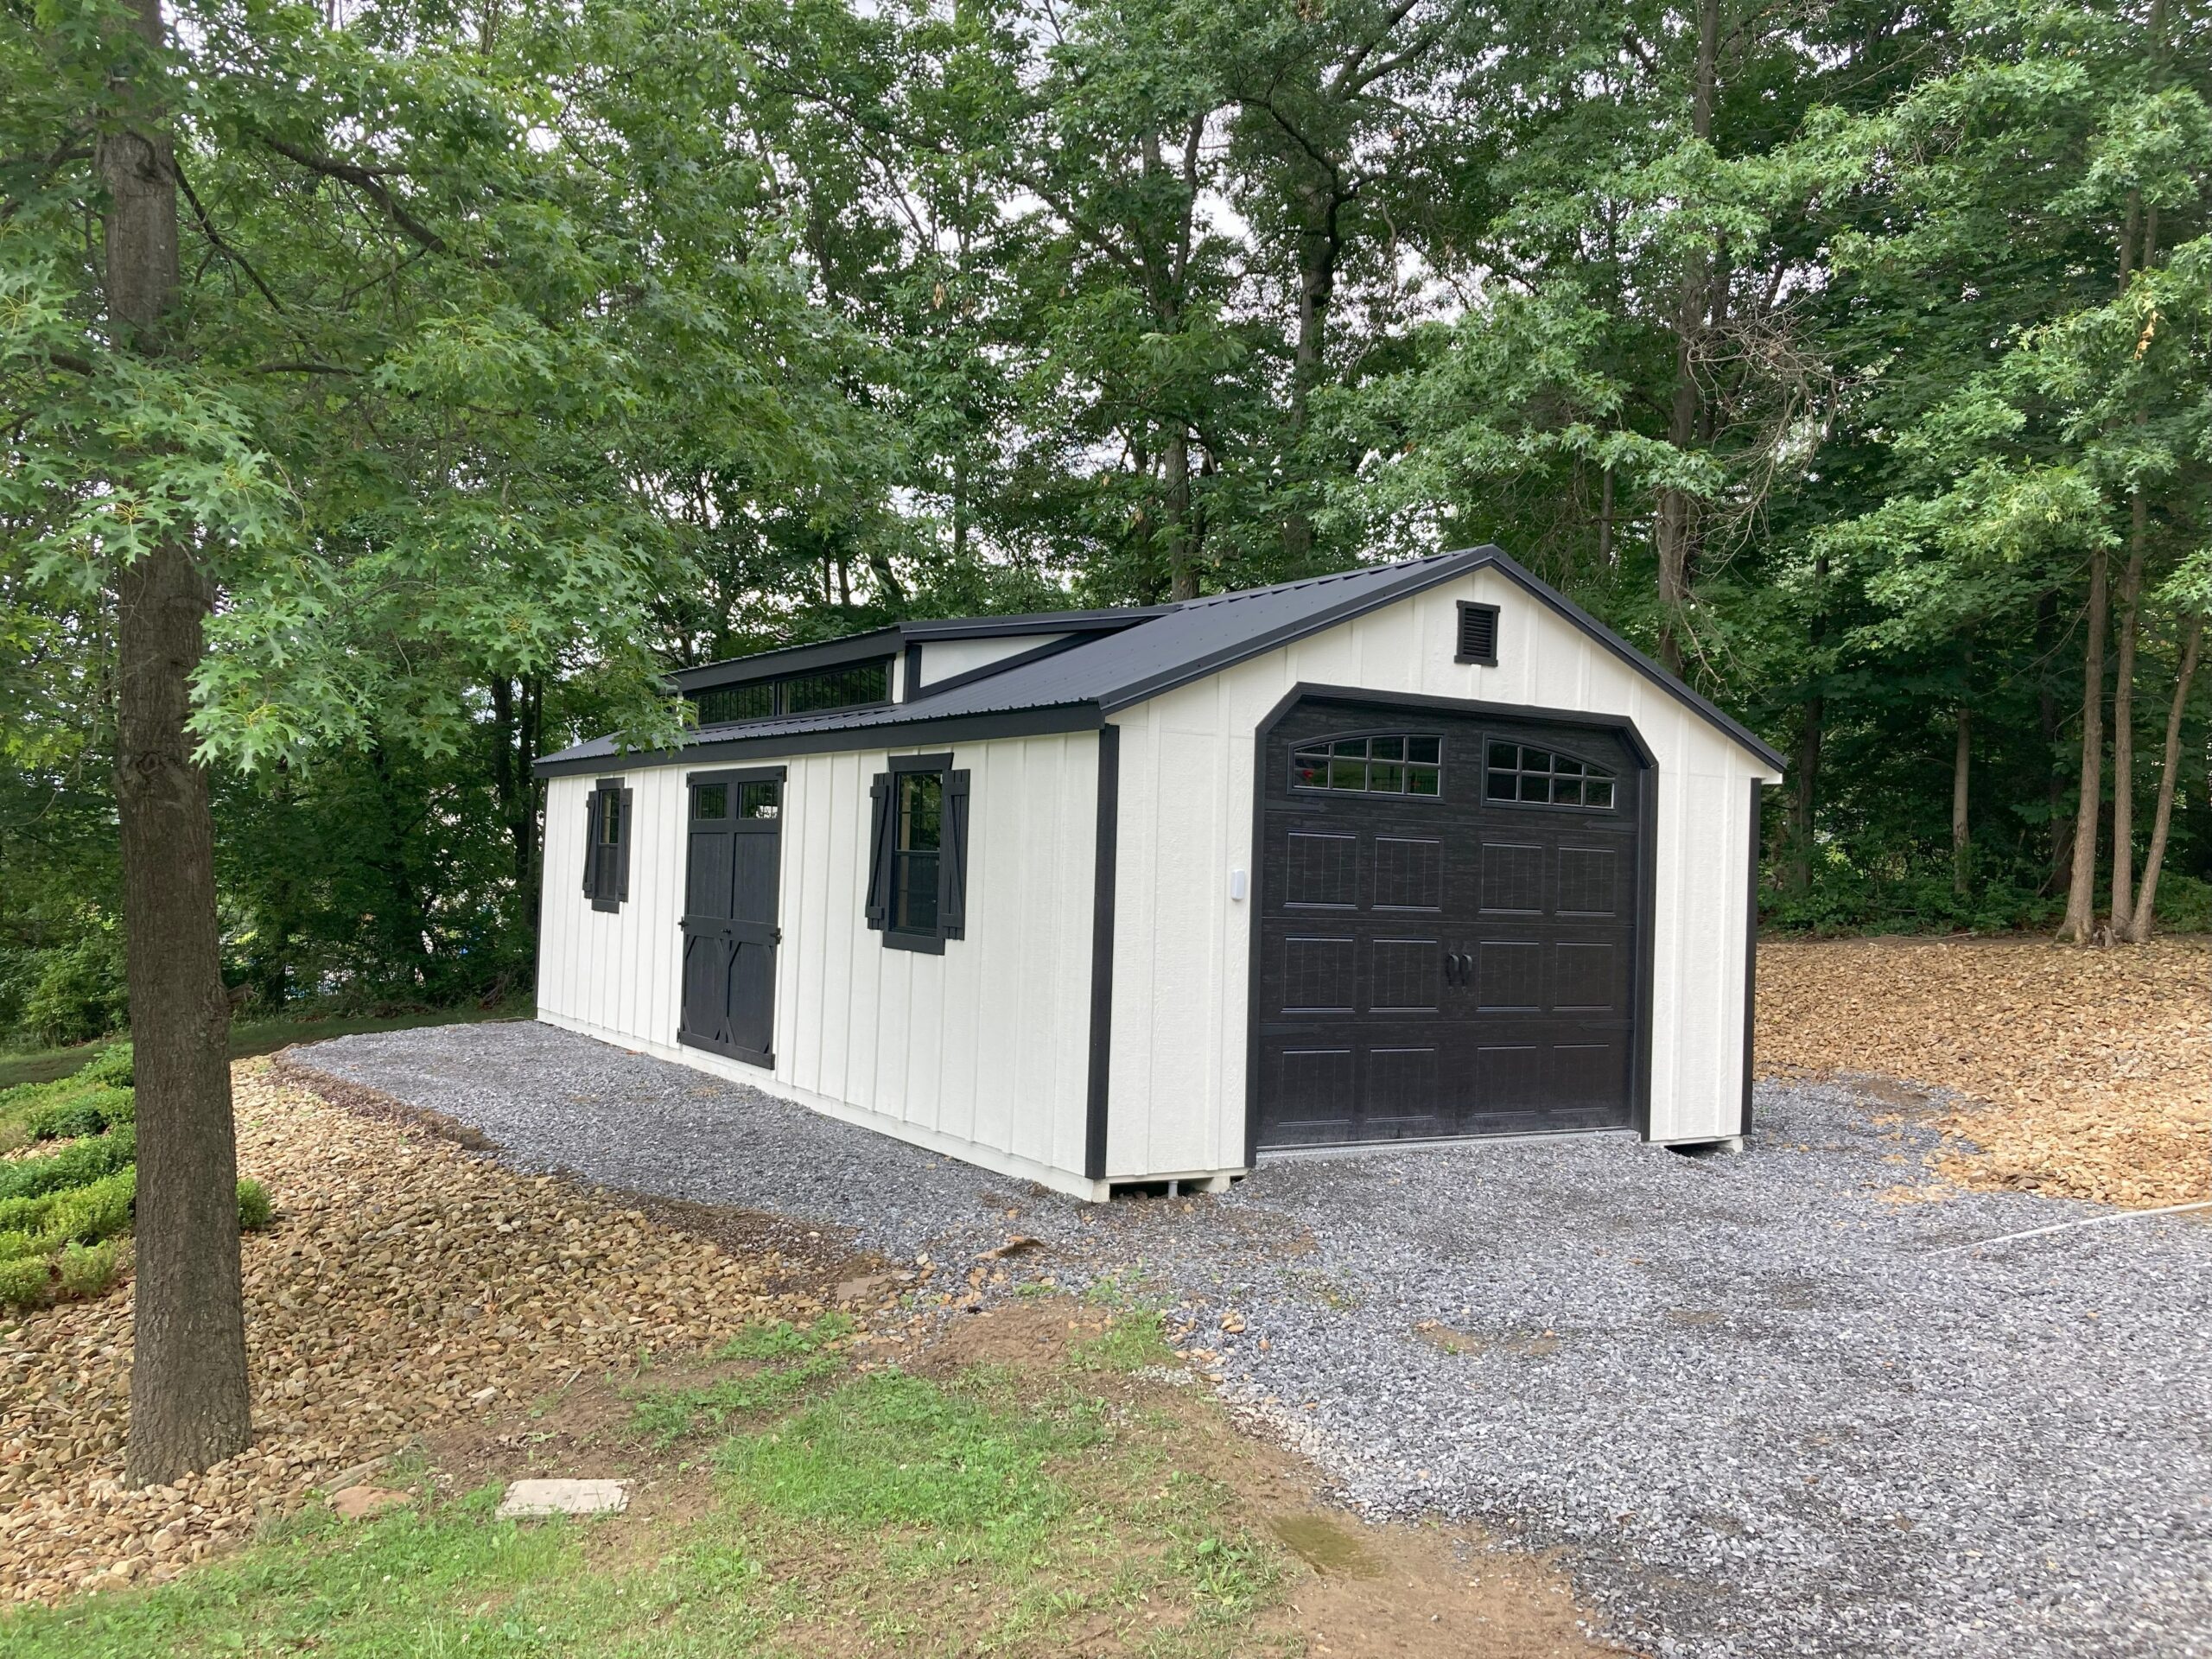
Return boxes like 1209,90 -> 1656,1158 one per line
537,730 -> 1103,1198
1101,566 -> 1777,1179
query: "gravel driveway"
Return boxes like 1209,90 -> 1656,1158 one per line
296,1020 -> 2212,1659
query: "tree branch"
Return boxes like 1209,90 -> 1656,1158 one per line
175,162 -> 286,313
257,135 -> 448,252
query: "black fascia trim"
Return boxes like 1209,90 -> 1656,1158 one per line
900,639 -> 925,702
908,632 -> 1095,701
902,607 -> 1166,639
1092,544 -> 1787,774
1242,683 -> 1662,1165
685,764 -> 787,788
1740,777 -> 1765,1140
1084,722 -> 1120,1182
536,703 -> 1102,779
1100,549 -> 1496,717
886,749 -> 955,773
672,628 -> 903,692
1455,600 -> 1501,665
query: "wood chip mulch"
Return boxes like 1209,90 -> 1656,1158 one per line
1758,935 -> 2210,1209
0,1059 -> 821,1606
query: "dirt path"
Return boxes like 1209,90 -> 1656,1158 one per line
1758,935 -> 2209,1205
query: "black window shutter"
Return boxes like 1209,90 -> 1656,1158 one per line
616,787 -> 634,900
583,789 -> 602,898
940,769 -> 971,938
863,773 -> 893,929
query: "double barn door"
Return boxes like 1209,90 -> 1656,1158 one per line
678,768 -> 783,1067
1255,699 -> 1645,1149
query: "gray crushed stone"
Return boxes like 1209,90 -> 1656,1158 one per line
296,1019 -> 2212,1659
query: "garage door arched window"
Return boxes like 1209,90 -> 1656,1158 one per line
1291,734 -> 1441,797
1484,741 -> 1616,809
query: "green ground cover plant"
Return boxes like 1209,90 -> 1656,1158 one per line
1,1313 -> 1289,1657
0,1046 -> 273,1308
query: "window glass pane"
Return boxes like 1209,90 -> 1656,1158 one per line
1367,760 -> 1404,793
1488,742 -> 1519,772
1292,750 -> 1329,788
1369,735 -> 1403,761
1486,769 -> 1516,801
1408,765 -> 1440,797
897,772 -> 943,851
1520,772 -> 1550,803
691,784 -> 727,820
1553,754 -> 1583,777
1328,756 -> 1367,790
600,792 -> 624,842
740,782 -> 779,819
1586,777 -> 1615,810
785,660 -> 892,715
1548,776 -> 1580,805
695,682 -> 775,726
1332,738 -> 1367,759
1408,736 -> 1440,765
894,851 -> 939,931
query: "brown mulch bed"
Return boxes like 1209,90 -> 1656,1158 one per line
1758,934 -> 2210,1208
0,1058 -> 823,1605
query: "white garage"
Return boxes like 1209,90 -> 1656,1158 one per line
534,546 -> 1783,1199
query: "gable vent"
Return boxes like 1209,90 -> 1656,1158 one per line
1456,601 -> 1500,666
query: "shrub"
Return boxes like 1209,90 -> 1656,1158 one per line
18,927 -> 129,1050
23,1083 -> 135,1142
0,1124 -> 136,1202
81,1042 -> 134,1088
237,1178 -> 274,1231
0,1166 -> 137,1254
0,1255 -> 50,1309
56,1238 -> 119,1297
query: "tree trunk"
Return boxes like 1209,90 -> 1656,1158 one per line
1951,706 -> 1970,896
2056,545 -> 2110,943
1789,692 -> 1820,895
2037,590 -> 2069,891
2124,613 -> 2202,943
1282,189 -> 1341,568
2108,502 -> 2145,931
104,0 -> 251,1488
1654,0 -> 1720,677
1164,423 -> 1196,601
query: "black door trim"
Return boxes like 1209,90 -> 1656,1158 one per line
1740,777 -> 1765,1139
1243,683 -> 1659,1166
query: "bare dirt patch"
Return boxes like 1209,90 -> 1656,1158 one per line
1758,934 -> 2209,1206
0,1058 -> 828,1605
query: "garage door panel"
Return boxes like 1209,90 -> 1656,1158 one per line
1257,700 -> 1643,1151
1374,836 -> 1444,909
1370,938 -> 1443,1012
1285,831 -> 1359,907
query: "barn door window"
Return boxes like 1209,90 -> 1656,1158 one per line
584,777 -> 633,912
1291,734 -> 1441,797
865,753 -> 969,952
1484,741 -> 1616,809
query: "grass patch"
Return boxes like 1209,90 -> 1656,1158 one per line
1071,1309 -> 1174,1373
2,1323 -> 1301,1657
713,1310 -> 855,1362
626,1351 -> 844,1447
0,1001 -> 531,1093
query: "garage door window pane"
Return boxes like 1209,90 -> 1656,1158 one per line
1294,734 -> 1447,797
1485,740 -> 1617,811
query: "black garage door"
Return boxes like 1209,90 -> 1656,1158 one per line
1253,697 -> 1644,1149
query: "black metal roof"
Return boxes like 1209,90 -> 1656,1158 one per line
537,547 -> 1786,776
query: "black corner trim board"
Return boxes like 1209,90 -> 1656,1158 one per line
1084,723 -> 1120,1182
1240,684 -> 1662,1166
1741,776 -> 1764,1139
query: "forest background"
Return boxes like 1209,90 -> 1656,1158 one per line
5,0 -> 2209,1052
